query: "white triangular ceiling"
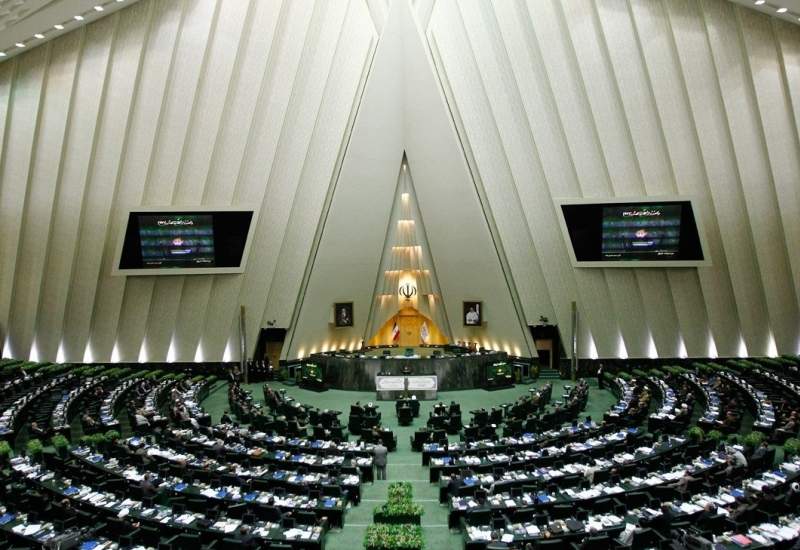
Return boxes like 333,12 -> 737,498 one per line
286,0 -> 535,358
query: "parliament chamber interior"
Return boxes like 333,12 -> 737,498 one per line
1,0 -> 800,549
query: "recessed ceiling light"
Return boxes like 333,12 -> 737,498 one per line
54,23 -> 64,29
74,15 -> 84,21
777,7 -> 788,12
0,52 -> 6,57
34,33 -> 45,39
15,42 -> 25,48
754,0 -> 765,4
94,5 -> 104,11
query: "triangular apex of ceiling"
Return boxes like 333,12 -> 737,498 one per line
364,155 -> 452,346
282,0 -> 535,359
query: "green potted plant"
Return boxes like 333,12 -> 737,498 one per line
373,482 -> 424,525
687,426 -> 704,443
0,440 -> 12,464
706,430 -> 725,446
387,482 -> 413,501
783,438 -> 800,459
82,433 -> 107,451
373,499 -> 424,525
743,431 -> 765,451
94,432 -> 109,451
104,430 -> 121,444
364,524 -> 425,550
51,434 -> 70,458
26,438 -> 44,462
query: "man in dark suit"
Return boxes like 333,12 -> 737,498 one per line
374,441 -> 388,480
140,473 -> 157,498
237,524 -> 255,547
751,441 -> 769,462
447,474 -> 461,497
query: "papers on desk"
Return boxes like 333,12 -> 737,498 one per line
679,502 -> 702,514
175,513 -> 195,525
777,526 -> 799,540
467,527 -> 492,541
213,519 -> 240,533
525,524 -> 540,536
587,520 -> 604,531
284,528 -> 312,540
21,523 -> 43,536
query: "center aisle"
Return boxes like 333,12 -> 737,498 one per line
202,380 -> 617,550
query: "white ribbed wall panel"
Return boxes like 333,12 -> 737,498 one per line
0,0 -> 378,362
419,0 -> 800,357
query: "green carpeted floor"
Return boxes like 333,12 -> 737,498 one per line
201,380 -> 618,550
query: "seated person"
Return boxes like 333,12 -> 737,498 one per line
751,440 -> 769,462
777,411 -> 799,437
140,472 -> 157,497
29,421 -> 46,438
666,471 -> 698,496
237,524 -> 255,547
721,410 -> 739,431
134,408 -> 150,427
81,412 -> 97,430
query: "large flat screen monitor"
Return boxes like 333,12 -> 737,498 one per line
113,207 -> 257,275
556,198 -> 708,267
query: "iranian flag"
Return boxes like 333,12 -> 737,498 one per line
391,318 -> 400,342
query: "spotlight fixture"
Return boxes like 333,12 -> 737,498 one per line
778,7 -> 788,13
754,0 -> 766,4
1,1 -> 136,63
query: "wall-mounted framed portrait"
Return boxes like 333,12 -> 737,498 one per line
463,301 -> 482,326
334,302 -> 354,327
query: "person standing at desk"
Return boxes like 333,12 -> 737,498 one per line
374,441 -> 388,480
